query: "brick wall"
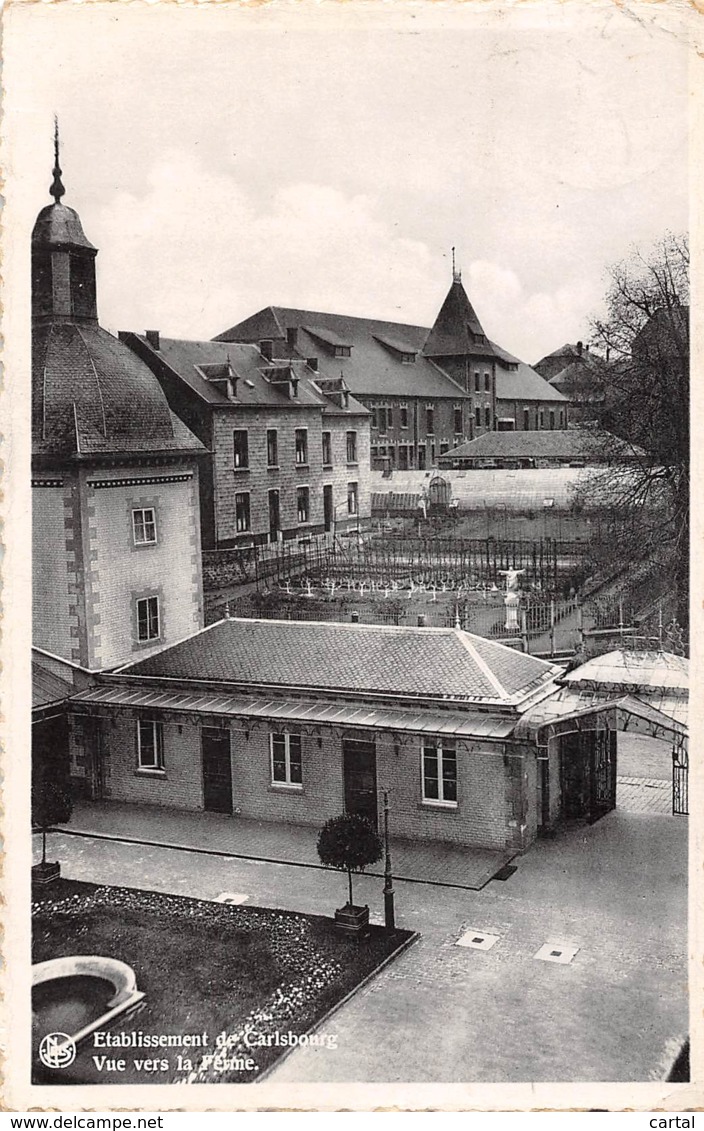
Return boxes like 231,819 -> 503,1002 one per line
366,395 -> 476,469
82,706 -> 518,850
324,412 -> 371,531
497,400 -> 569,431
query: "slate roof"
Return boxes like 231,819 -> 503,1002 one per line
32,202 -> 96,250
440,428 -> 627,464
32,322 -> 205,459
215,308 -> 470,400
118,617 -> 558,706
125,335 -> 369,417
494,359 -> 567,404
216,306 -> 563,405
423,278 -> 496,360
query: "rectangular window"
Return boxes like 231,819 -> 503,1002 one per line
560,409 -> 565,428
137,719 -> 164,771
387,406 -> 394,429
377,407 -> 387,434
322,430 -> 332,466
539,409 -> 545,428
440,443 -> 449,456
346,431 -> 358,464
523,408 -> 530,431
398,445 -> 409,471
400,405 -> 409,429
266,429 -> 278,467
417,445 -> 427,470
475,407 -> 482,427
474,372 -> 480,392
270,732 -> 303,787
347,481 -> 358,515
485,407 -> 491,428
235,491 -> 251,533
334,345 -> 351,358
453,406 -> 463,434
422,740 -> 457,805
426,407 -> 434,435
549,410 -> 556,430
295,429 -> 308,465
484,373 -> 491,392
132,507 -> 157,545
136,595 -> 160,642
370,406 -> 378,430
296,486 -> 310,524
233,429 -> 249,470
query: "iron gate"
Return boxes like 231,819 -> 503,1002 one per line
672,734 -> 689,815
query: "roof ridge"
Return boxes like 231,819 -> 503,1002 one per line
229,616 -> 455,636
452,629 -> 508,699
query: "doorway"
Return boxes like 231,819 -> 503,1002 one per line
559,728 -> 616,824
342,737 -> 378,829
202,726 -> 233,813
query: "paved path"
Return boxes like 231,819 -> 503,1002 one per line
37,805 -> 688,1083
60,800 -> 510,890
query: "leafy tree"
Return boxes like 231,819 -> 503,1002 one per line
32,759 -> 73,866
584,233 -> 689,633
317,813 -> 383,908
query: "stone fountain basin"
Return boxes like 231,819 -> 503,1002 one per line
32,956 -> 145,1052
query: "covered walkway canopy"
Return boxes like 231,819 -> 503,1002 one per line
513,686 -> 688,745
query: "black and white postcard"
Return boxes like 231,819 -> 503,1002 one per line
1,0 -> 701,1112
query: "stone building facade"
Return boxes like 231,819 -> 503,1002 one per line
120,334 -> 371,549
31,144 -> 205,670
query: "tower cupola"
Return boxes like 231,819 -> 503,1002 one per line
31,120 -> 98,325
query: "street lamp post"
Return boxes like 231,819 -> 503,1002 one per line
382,787 -> 395,930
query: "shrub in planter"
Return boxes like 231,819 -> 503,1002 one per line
317,813 -> 383,932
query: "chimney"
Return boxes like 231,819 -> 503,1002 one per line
577,340 -> 583,356
260,339 -> 274,361
287,327 -> 298,348
307,357 -> 319,372
351,611 -> 360,623
145,330 -> 160,350
417,614 -> 426,627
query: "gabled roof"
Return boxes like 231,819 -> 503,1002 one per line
423,278 -> 495,360
216,307 -> 470,400
123,335 -> 368,416
491,344 -> 567,403
117,617 -> 559,708
440,428 -> 628,464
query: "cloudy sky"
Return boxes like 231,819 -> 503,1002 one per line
6,2 -> 691,363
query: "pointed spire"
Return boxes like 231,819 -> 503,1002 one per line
451,245 -> 461,283
50,116 -> 65,204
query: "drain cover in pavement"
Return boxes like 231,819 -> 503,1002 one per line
456,929 -> 499,951
216,892 -> 249,904
533,942 -> 579,964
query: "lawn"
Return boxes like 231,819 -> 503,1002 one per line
32,880 -> 415,1085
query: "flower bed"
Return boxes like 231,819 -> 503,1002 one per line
32,880 -> 415,1085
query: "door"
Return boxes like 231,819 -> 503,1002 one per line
202,726 -> 233,813
342,737 -> 378,829
323,485 -> 333,533
268,489 -> 280,543
589,726 -> 617,824
560,731 -> 590,819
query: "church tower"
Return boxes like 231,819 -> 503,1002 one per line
32,125 -> 206,673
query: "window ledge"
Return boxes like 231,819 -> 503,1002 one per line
295,463 -> 310,471
322,463 -> 333,470
267,465 -> 280,471
419,799 -> 459,811
135,769 -> 166,779
232,467 -> 250,473
268,783 -> 304,794
346,461 -> 359,468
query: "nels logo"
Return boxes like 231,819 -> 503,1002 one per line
38,1032 -> 77,1069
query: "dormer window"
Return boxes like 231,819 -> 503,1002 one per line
401,352 -> 416,364
334,346 -> 351,359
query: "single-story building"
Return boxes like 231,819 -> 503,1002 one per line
65,618 -> 687,853
437,428 -> 641,471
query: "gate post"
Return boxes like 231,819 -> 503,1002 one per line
520,607 -> 529,654
550,598 -> 556,655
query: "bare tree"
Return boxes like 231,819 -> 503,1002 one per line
581,233 -> 689,633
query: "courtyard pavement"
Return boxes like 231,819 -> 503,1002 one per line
59,800 -> 510,890
37,798 -> 689,1083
